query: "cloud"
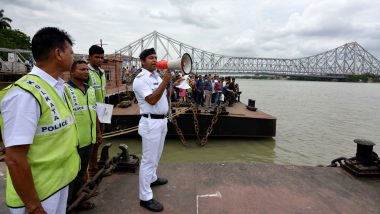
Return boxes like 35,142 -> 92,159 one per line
2,0 -> 380,59
142,1 -> 221,29
276,0 -> 380,56
216,0 -> 380,58
282,0 -> 366,38
1,0 -> 51,11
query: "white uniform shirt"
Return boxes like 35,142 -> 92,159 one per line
133,68 -> 168,115
1,66 -> 66,147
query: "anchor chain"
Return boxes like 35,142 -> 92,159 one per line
67,156 -> 118,212
171,115 -> 187,146
169,103 -> 223,147
327,157 -> 347,167
191,103 -> 201,145
67,143 -> 139,213
171,100 -> 191,107
200,105 -> 223,146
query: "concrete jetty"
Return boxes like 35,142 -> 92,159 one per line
1,162 -> 380,213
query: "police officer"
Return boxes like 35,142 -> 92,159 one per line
66,60 -> 101,210
87,45 -> 106,104
0,27 -> 80,214
133,48 -> 171,212
86,45 -> 105,177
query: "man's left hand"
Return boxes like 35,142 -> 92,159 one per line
96,132 -> 103,145
173,78 -> 184,87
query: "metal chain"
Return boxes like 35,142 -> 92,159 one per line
171,100 -> 191,108
200,105 -> 223,146
67,157 -> 116,212
171,115 -> 187,146
327,157 -> 347,167
191,103 -> 201,145
66,149 -> 137,213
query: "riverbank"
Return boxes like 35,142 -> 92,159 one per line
232,74 -> 380,82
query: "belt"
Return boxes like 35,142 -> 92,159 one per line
142,114 -> 167,119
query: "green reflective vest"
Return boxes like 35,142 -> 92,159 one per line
65,83 -> 97,148
0,74 -> 80,208
87,67 -> 106,103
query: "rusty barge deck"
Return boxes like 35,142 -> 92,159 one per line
107,101 -> 276,138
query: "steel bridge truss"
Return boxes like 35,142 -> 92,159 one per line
117,31 -> 380,76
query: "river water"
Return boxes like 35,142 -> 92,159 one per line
107,79 -> 380,166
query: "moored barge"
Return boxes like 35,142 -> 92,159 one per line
105,101 -> 276,138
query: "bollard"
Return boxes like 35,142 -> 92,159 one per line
248,99 -> 255,108
99,143 -> 112,165
116,144 -> 140,172
247,99 -> 257,111
354,139 -> 376,165
118,144 -> 130,162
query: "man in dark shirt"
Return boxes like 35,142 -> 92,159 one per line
195,75 -> 204,106
223,77 -> 235,106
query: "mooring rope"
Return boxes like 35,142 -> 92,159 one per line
102,107 -> 191,139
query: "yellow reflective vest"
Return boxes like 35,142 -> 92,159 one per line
87,66 -> 106,103
65,82 -> 97,148
0,74 -> 80,208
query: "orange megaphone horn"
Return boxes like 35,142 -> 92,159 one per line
156,53 -> 192,75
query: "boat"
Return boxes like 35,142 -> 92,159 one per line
104,100 -> 276,140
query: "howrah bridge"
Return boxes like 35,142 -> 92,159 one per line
117,31 -> 380,77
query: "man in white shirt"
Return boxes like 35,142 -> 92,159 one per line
1,27 -> 79,214
133,48 -> 172,212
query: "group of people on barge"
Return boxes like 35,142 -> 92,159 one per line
185,74 -> 241,108
124,67 -> 242,109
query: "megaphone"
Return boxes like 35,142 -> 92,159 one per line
156,53 -> 192,75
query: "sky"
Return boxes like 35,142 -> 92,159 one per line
2,0 -> 380,59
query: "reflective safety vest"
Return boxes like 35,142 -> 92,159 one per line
65,83 -> 97,148
88,67 -> 106,103
0,74 -> 80,208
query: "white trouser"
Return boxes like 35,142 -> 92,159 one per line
138,116 -> 167,201
9,186 -> 68,214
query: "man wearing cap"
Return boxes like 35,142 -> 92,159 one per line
133,48 -> 171,212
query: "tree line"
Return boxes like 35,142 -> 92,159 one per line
0,9 -> 31,60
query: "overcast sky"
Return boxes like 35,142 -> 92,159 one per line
2,0 -> 380,59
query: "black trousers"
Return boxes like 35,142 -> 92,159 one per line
68,144 -> 94,205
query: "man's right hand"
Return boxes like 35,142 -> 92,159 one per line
162,69 -> 172,83
5,145 -> 45,214
96,132 -> 103,145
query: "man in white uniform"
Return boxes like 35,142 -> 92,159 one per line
133,48 -> 171,212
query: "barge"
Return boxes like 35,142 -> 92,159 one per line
105,101 -> 276,138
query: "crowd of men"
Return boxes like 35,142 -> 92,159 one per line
125,71 -> 242,109
188,74 -> 241,108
